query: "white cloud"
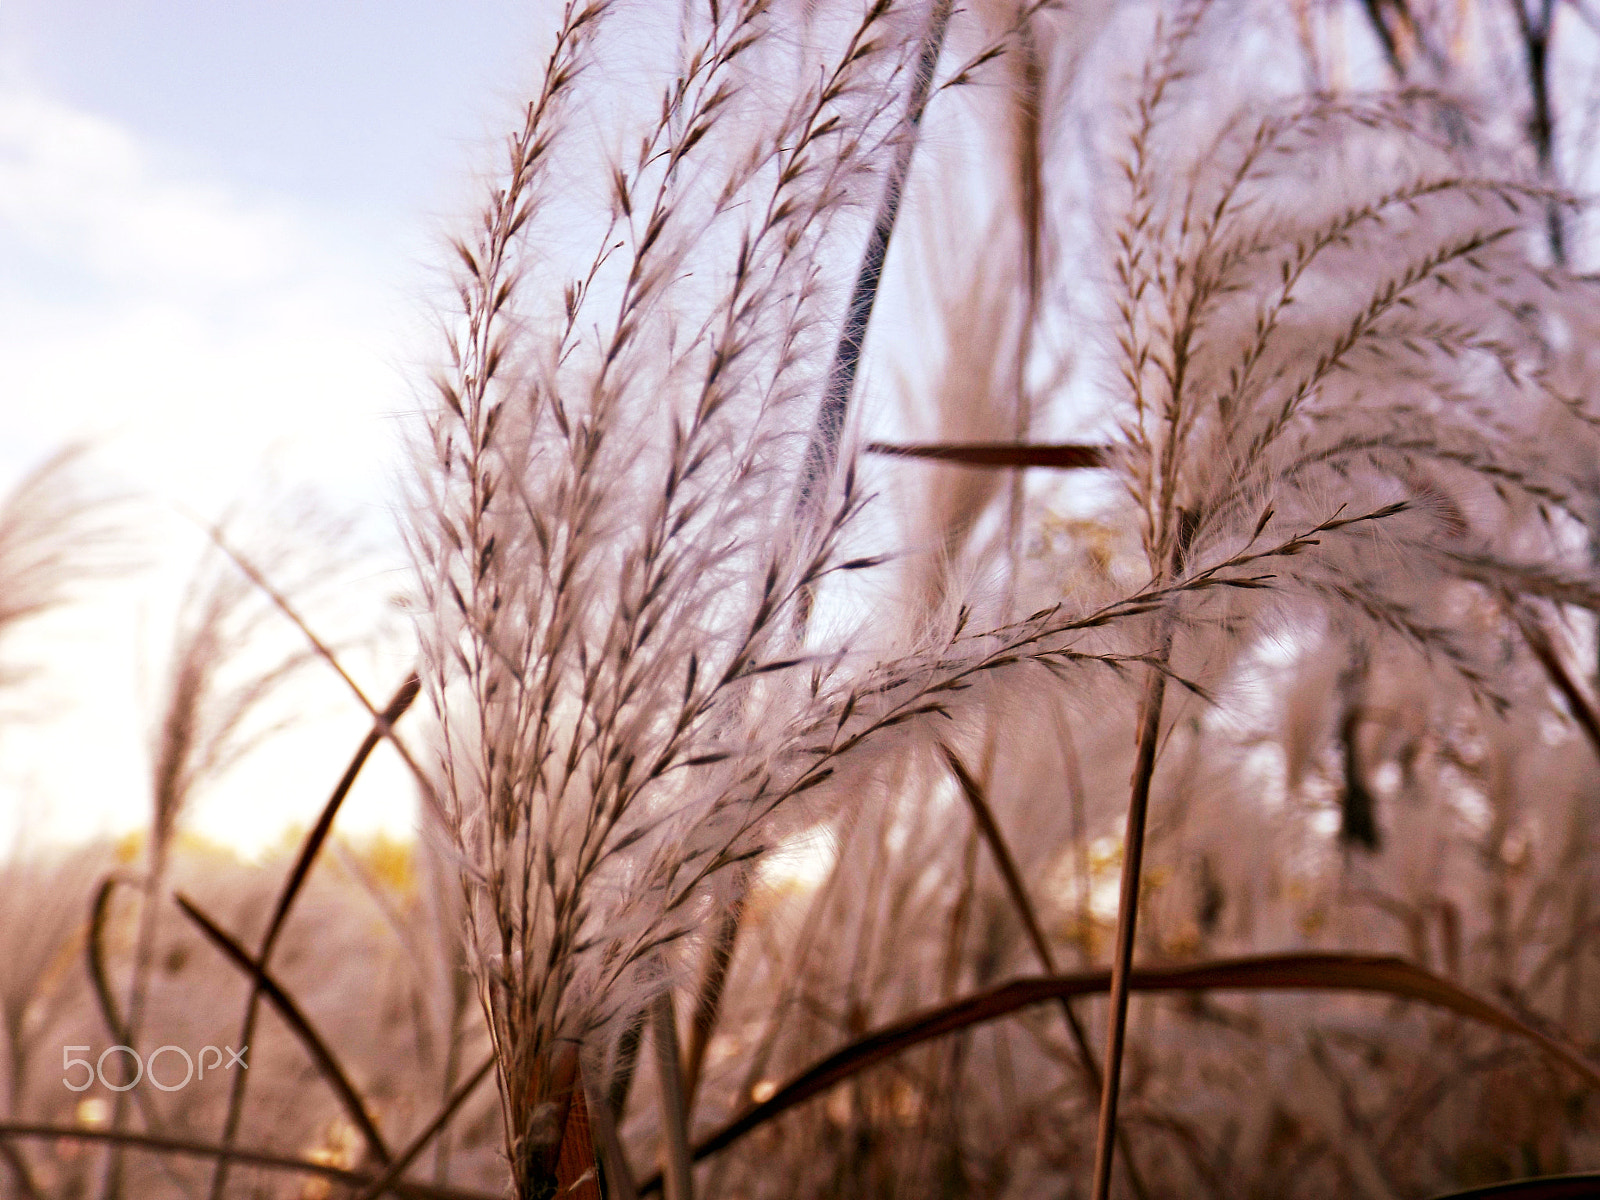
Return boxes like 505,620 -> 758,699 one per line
0,86 -> 413,509
0,90 -> 304,291
0,280 -> 407,511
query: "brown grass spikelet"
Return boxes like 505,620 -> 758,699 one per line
410,2 -> 960,1192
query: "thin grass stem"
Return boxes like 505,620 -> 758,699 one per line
1091,655 -> 1169,1200
205,675 -> 420,1199
652,992 -> 695,1200
174,895 -> 393,1167
939,742 -> 1152,1199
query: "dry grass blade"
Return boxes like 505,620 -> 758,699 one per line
0,1124 -> 495,1200
634,951 -> 1600,1192
938,742 -> 1151,1200
867,441 -> 1108,468
259,674 -> 422,943
351,1055 -> 496,1200
1093,648 -> 1171,1200
173,894 -> 393,1167
86,876 -> 132,1046
200,523 -> 440,807
84,875 -> 172,1141
207,674 -> 420,1199
937,743 -> 1066,976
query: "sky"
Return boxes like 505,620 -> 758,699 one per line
0,0 -> 550,499
0,2 -> 551,852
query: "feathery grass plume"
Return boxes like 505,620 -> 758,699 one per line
0,446 -> 123,696
408,2 -> 1194,1194
410,1 -> 932,1190
1081,4 -> 1600,1192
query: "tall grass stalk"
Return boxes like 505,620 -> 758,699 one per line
409,2 -> 1218,1193
1077,0 -> 1600,1190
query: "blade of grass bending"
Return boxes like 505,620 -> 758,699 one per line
267,673 -> 421,963
938,742 -> 1151,1200
195,522 -> 442,812
174,894 -> 393,1167
86,876 -> 130,1044
867,441 -> 1108,469
634,952 -> 1600,1193
351,1055 -> 496,1200
85,875 -> 172,1139
206,674 -> 420,1200
0,1124 -> 495,1200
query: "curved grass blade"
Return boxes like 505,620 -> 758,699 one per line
84,874 -> 173,1142
174,894 -> 393,1167
0,1123 -> 494,1200
351,1055 -> 496,1200
207,673 -> 419,1199
867,441 -> 1108,468
86,875 -> 132,1045
636,952 -> 1600,1193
